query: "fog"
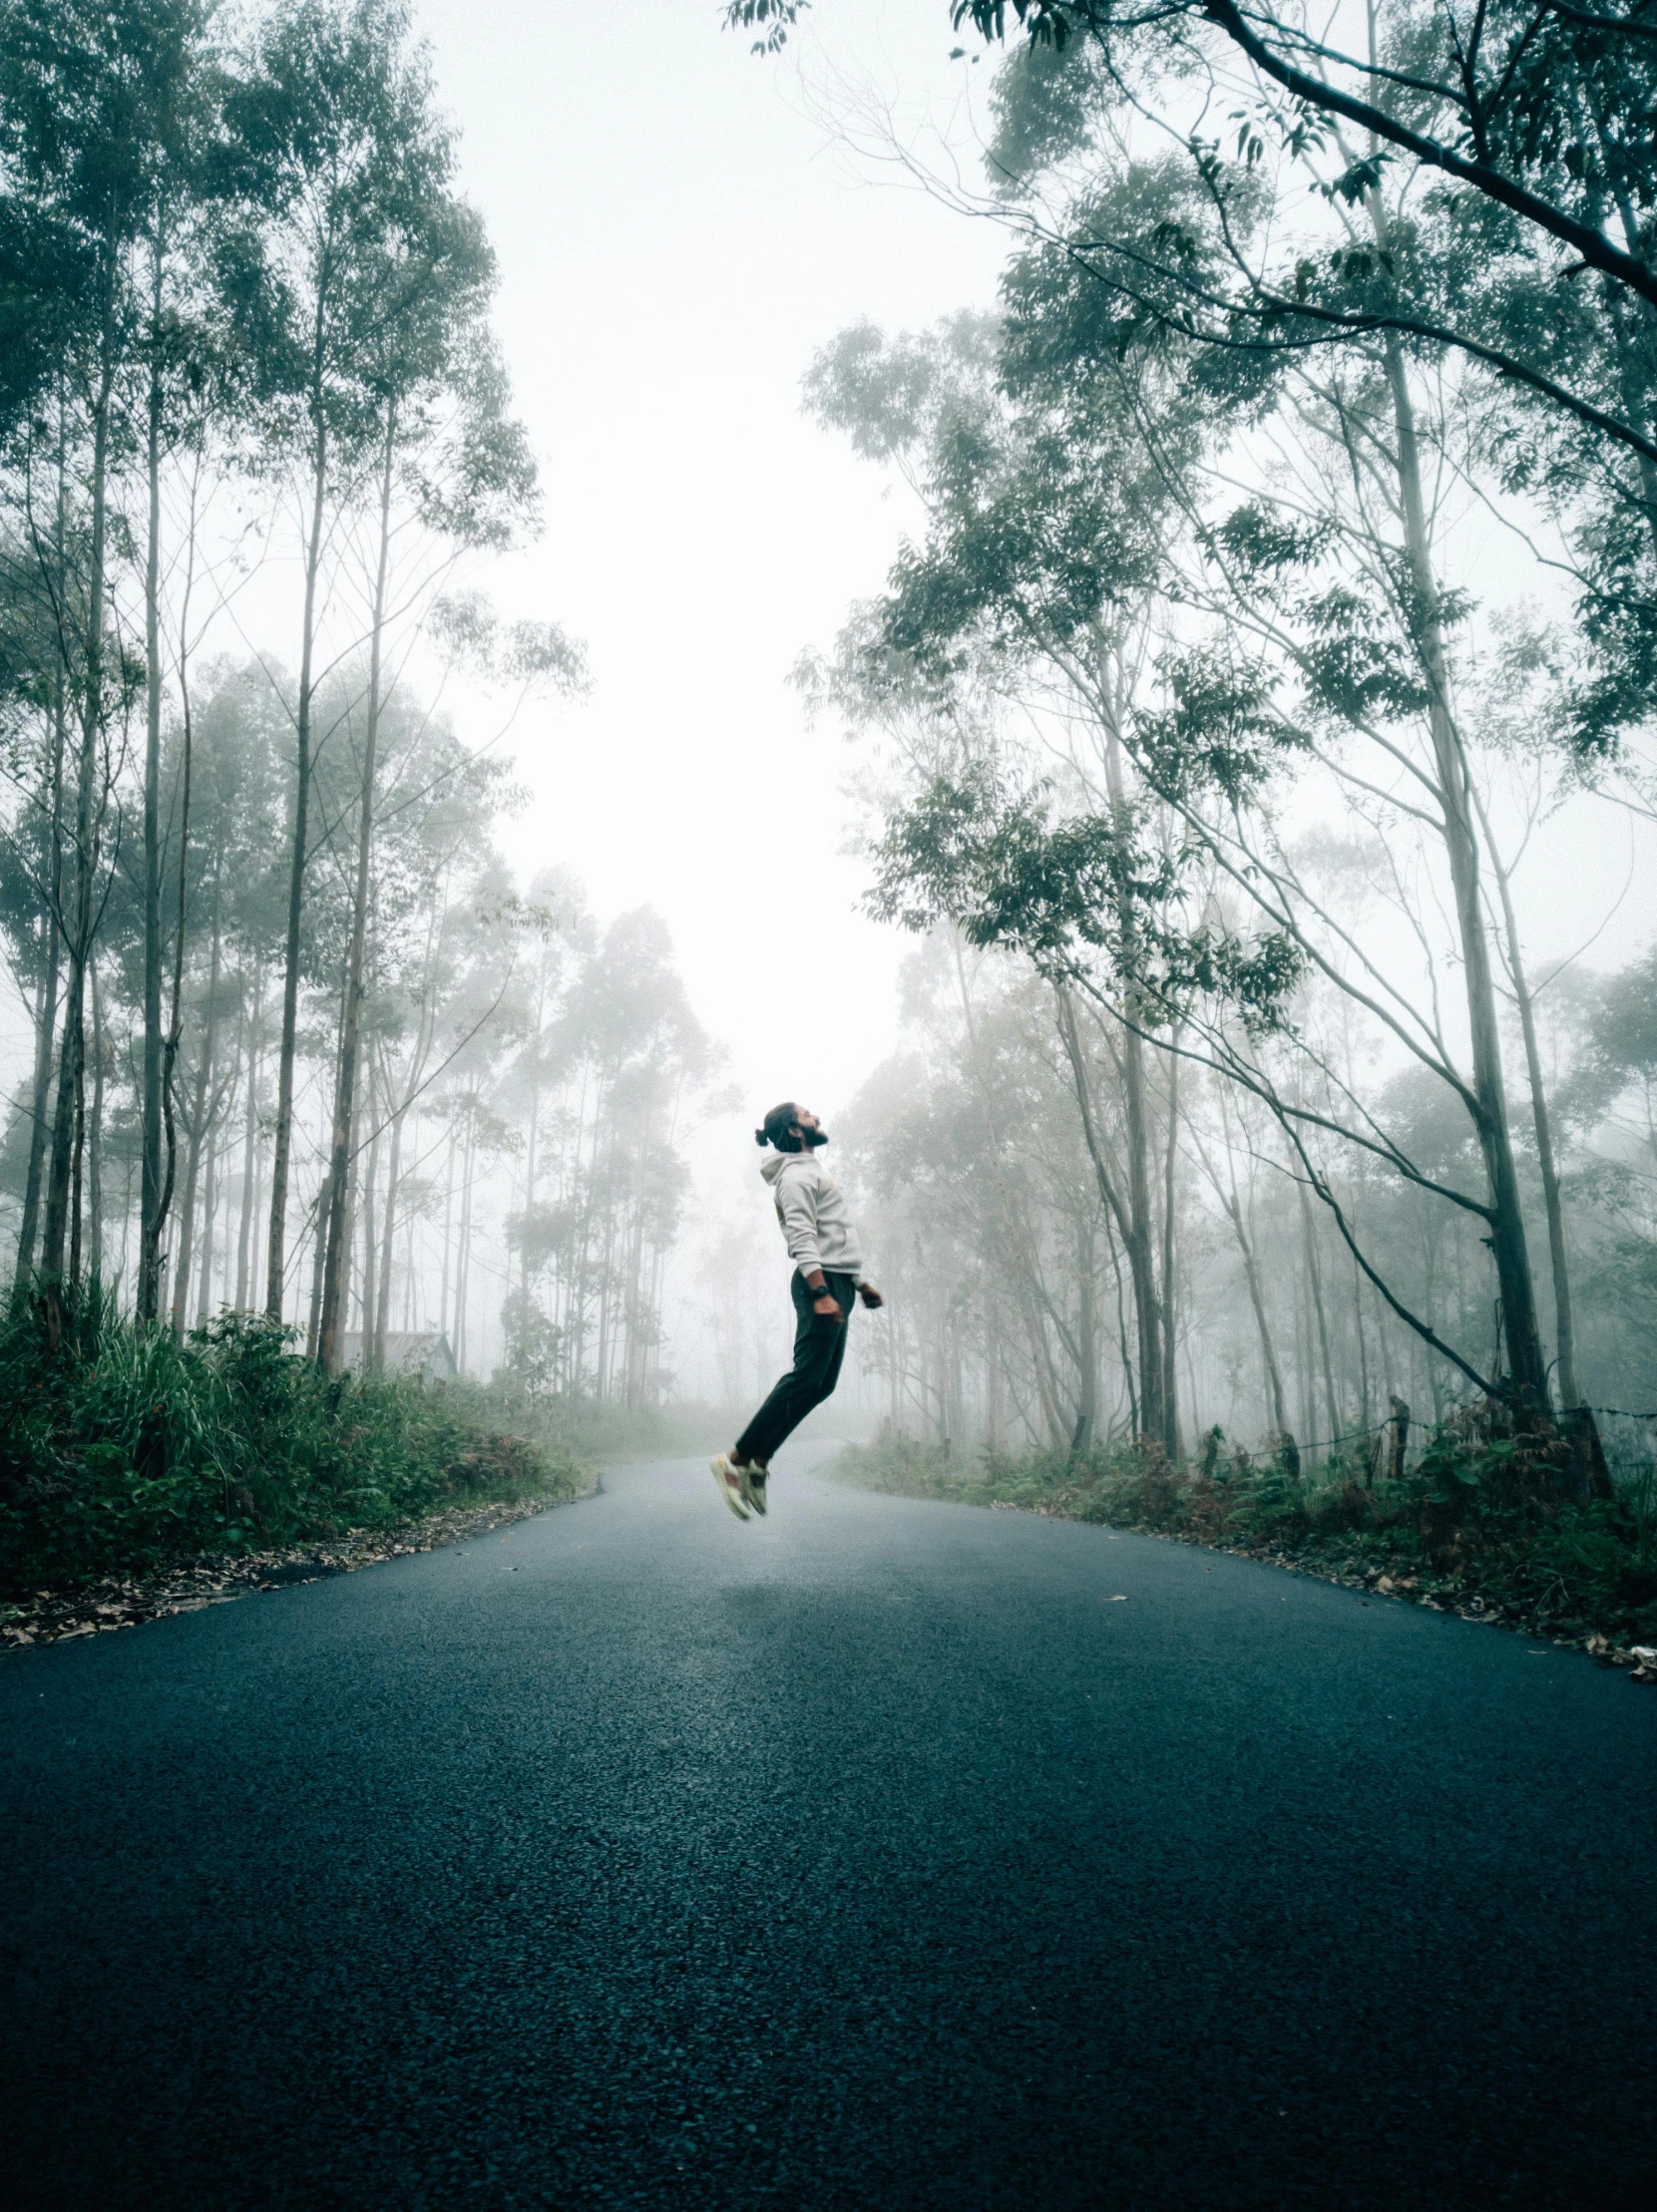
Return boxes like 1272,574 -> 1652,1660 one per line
4,0 -> 1654,1478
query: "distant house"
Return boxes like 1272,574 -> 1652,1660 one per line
338,1331 -> 459,1381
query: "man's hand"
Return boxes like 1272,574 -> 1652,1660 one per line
857,1282 -> 884,1310
812,1290 -> 843,1319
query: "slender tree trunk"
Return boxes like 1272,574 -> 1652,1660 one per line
156,599 -> 197,1315
1096,721 -> 1170,1451
455,1112 -> 477,1372
306,1167 -> 330,1357
17,681 -> 67,1283
1474,791 -> 1579,1409
1101,1202 -> 1137,1438
194,1134 -> 219,1331
438,1125 -> 456,1336
360,1109 -> 381,1352
139,240 -> 167,1323
234,964 -> 263,1311
197,999 -> 238,1330
265,356 -> 330,1319
17,928 -> 59,1285
171,891 -> 221,1333
1160,1039 -> 1181,1459
374,1096 -> 406,1373
1298,1181 -> 1340,1442
88,951 -> 105,1283
69,1002 -> 86,1297
1238,1194 -> 1289,1440
1055,984 -> 1167,1450
318,409 -> 395,1369
1071,1213 -> 1097,1454
41,345 -> 116,1341
1380,336 -> 1548,1415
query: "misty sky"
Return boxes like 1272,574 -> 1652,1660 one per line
409,0 -> 1008,1127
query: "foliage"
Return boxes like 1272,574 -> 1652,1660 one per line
0,1287 -> 583,1593
836,1418 -> 1657,1647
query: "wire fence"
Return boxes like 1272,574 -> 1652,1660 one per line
1250,1402 -> 1657,1460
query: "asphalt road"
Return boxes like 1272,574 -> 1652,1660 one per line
3,1447 -> 1654,2211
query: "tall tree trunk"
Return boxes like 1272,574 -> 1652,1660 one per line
1160,1039 -> 1181,1459
139,239 -> 167,1323
455,1110 -> 477,1372
69,1002 -> 86,1298
234,964 -> 263,1311
17,655 -> 67,1284
88,950 -> 105,1283
1094,717 -> 1170,1451
1298,1180 -> 1340,1442
41,344 -> 116,1341
1071,1212 -> 1097,1454
1474,790 -> 1579,1409
197,994 -> 239,1330
1235,1190 -> 1289,1440
360,1107 -> 381,1352
156,598 -> 197,1315
438,1124 -> 457,1338
17,916 -> 60,1285
375,1099 -> 404,1373
265,348 -> 330,1320
194,1133 -> 219,1331
1380,336 -> 1548,1415
171,889 -> 221,1332
1055,984 -> 1167,1451
306,1168 -> 330,1357
318,410 -> 394,1370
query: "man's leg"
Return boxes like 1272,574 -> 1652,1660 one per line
814,1271 -> 856,1405
733,1272 -> 848,1469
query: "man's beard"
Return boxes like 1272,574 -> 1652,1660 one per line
804,1126 -> 830,1148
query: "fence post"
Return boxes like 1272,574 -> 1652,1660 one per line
1388,1395 -> 1411,1485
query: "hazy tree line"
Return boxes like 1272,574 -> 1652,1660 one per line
762,0 -> 1657,1484
0,0 -> 708,1403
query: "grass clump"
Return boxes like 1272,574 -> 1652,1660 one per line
835,1413 -> 1657,1649
0,1288 -> 584,1596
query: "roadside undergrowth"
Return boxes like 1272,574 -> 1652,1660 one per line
835,1412 -> 1657,1675
0,1288 -> 586,1626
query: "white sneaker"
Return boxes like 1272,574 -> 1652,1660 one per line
740,1463 -> 768,1516
709,1454 -> 750,1520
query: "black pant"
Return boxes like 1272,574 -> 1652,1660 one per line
734,1270 -> 857,1468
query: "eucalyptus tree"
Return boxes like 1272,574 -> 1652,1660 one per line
0,0 -> 213,1329
845,310 -> 1561,1426
0,519 -> 70,1281
733,1 -> 1657,765
804,306 -> 1199,1451
506,908 -> 715,1405
218,0 -> 462,1320
339,690 -> 521,1370
810,98 -> 1627,1454
310,199 -> 544,1372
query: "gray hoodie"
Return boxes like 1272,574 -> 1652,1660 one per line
759,1150 -> 865,1280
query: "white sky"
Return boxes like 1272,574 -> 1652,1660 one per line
407,0 -> 1008,1126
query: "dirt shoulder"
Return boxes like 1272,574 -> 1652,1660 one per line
0,1476 -> 599,1652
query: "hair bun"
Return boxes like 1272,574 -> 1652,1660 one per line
753,1128 -> 768,1147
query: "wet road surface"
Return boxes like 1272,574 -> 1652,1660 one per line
3,1447 -> 1653,2209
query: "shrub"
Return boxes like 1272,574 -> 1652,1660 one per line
0,1290 -> 584,1595
834,1414 -> 1657,1647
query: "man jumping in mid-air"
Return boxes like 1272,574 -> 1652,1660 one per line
710,1101 -> 883,1520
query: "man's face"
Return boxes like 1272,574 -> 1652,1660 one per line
794,1109 -> 829,1150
